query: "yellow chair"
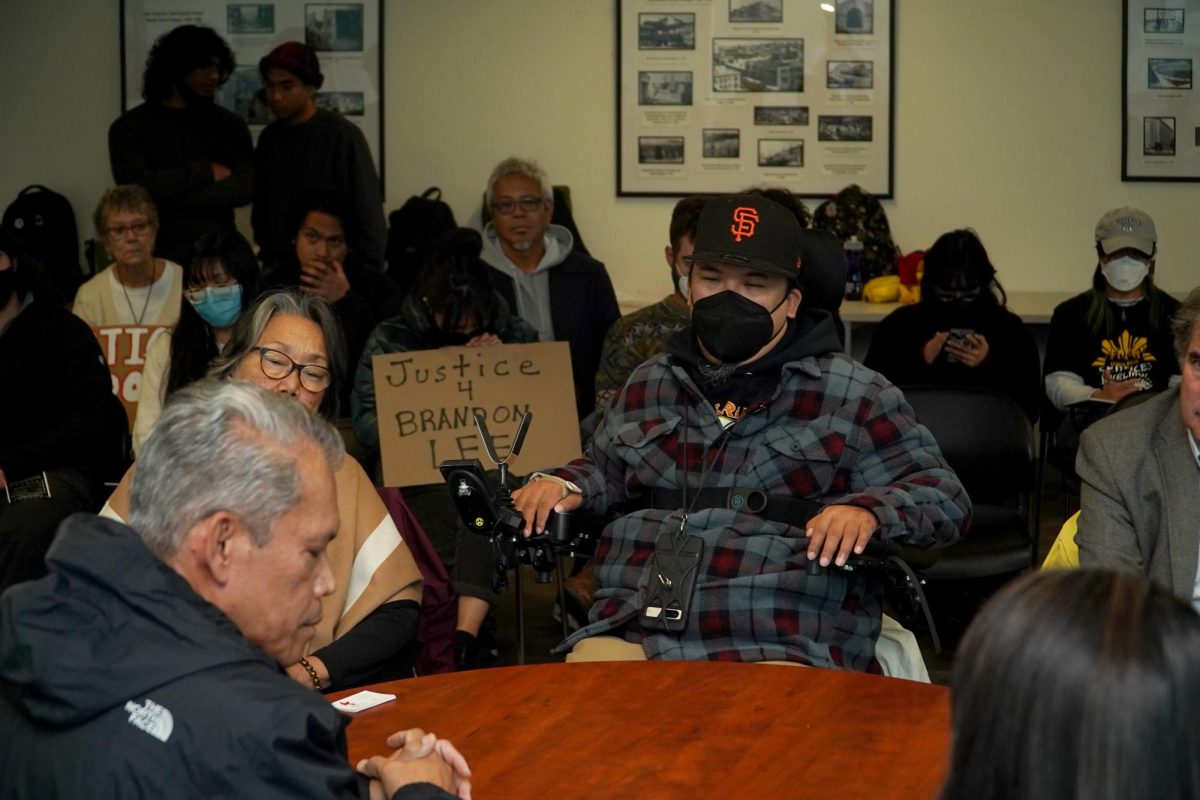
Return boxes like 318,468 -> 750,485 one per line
1042,510 -> 1080,569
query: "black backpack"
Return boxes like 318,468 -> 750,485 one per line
385,187 -> 458,295
2,185 -> 85,303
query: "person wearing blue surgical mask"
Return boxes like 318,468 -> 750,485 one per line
132,230 -> 259,454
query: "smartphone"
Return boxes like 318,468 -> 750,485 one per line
946,328 -> 974,364
641,531 -> 704,633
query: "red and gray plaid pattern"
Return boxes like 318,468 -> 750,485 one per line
553,352 -> 969,671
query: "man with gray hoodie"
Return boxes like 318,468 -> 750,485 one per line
479,157 -> 620,421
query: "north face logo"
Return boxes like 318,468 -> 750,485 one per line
125,698 -> 174,743
730,207 -> 759,242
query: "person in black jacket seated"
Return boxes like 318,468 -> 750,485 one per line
0,381 -> 470,799
479,157 -> 620,422
865,229 -> 1041,422
1042,207 -> 1180,469
0,228 -> 121,592
261,191 -> 404,411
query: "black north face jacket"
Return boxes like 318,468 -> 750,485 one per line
0,515 -> 451,800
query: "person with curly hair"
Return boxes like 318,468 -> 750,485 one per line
108,24 -> 253,264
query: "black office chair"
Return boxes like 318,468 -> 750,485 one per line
895,385 -> 1038,640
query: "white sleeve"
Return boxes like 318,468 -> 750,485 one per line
1045,370 -> 1097,411
132,330 -> 172,457
70,273 -> 105,328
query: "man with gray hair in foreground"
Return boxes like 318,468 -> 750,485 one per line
0,381 -> 470,799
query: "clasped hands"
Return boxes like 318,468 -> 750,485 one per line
360,728 -> 472,800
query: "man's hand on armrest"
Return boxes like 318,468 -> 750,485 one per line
511,480 -> 584,538
806,505 -> 878,568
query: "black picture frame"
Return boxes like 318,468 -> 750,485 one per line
617,0 -> 894,198
1123,0 -> 1200,182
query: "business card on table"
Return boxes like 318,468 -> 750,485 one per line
332,690 -> 396,713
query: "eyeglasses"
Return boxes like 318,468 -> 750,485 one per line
491,196 -> 546,216
106,221 -> 152,239
254,347 -> 332,392
933,288 -> 982,302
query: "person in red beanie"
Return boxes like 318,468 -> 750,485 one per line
252,41 -> 388,278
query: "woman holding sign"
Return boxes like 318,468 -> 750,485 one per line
353,228 -> 537,670
103,288 -> 424,691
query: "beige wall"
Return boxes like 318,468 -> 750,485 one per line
3,1 -> 1197,303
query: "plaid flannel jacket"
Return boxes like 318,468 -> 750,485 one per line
555,351 -> 969,671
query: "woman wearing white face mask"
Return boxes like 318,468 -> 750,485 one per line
132,230 -> 258,455
1045,207 -> 1180,411
1043,207 -> 1181,468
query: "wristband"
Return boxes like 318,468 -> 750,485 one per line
298,657 -> 322,691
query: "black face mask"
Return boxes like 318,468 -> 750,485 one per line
691,290 -> 788,364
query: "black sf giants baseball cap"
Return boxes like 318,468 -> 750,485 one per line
684,194 -> 803,283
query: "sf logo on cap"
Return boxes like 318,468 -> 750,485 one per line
730,206 -> 759,242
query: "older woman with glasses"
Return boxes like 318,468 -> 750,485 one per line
73,185 -> 184,328
104,288 -> 424,691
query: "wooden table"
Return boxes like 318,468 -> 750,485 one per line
334,661 -> 951,799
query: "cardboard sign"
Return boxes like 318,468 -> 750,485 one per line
374,341 -> 581,487
92,326 -> 171,427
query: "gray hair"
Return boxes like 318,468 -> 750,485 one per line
207,288 -> 346,420
485,156 -> 553,207
93,185 -> 158,239
1172,287 -> 1200,364
128,380 -> 345,559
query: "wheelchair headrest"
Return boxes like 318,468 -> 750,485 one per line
797,228 -> 847,315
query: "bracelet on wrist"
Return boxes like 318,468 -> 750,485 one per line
299,657 -> 322,691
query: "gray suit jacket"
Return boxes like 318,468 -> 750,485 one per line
1076,387 -> 1198,600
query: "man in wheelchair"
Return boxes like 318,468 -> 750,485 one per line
511,194 -> 970,673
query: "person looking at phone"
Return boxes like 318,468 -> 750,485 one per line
511,194 -> 968,674
865,229 -> 1040,421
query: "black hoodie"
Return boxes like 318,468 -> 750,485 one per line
0,515 -> 451,800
